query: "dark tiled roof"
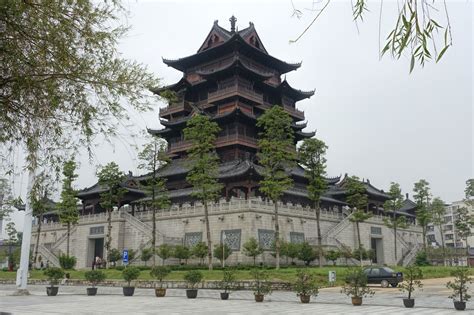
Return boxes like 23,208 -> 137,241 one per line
398,198 -> 417,212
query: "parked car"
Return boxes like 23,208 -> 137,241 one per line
363,267 -> 403,288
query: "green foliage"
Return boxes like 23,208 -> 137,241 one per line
293,269 -> 319,297
352,247 -> 368,261
58,160 -> 79,256
150,266 -> 171,286
297,242 -> 318,266
298,138 -> 327,206
325,250 -> 341,266
122,266 -> 140,287
126,249 -> 137,264
287,242 -> 301,264
0,178 -> 13,220
383,182 -> 404,215
447,267 -> 472,302
220,268 -> 237,293
44,267 -> 64,287
156,244 -> 173,265
213,244 -> 232,264
415,251 -> 431,266
242,237 -> 264,266
84,270 -> 106,288
5,222 -> 18,244
400,265 -> 423,299
431,197 -> 446,227
454,206 -> 473,243
184,114 -> 222,203
465,179 -> 474,204
107,249 -> 122,264
30,172 -> 54,218
59,255 -> 76,270
183,270 -> 203,289
191,242 -> 208,265
256,106 -> 295,202
173,245 -> 191,264
341,268 -> 375,298
1,0 -> 158,158
250,269 -> 272,296
140,248 -> 154,266
345,176 -> 369,212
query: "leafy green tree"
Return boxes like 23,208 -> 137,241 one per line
213,243 -> 232,267
5,222 -> 18,244
97,162 -> 126,264
257,106 -> 295,269
346,176 -> 370,266
173,245 -> 191,265
191,242 -> 208,266
0,179 -> 13,221
184,114 -> 222,271
242,237 -> 264,266
414,251 -> 431,266
298,242 -> 318,266
383,182 -> 408,264
107,248 -> 122,267
58,160 -> 79,258
287,242 -> 301,265
298,137 -> 328,267
413,179 -> 432,251
431,197 -> 447,265
138,136 -> 170,266
156,244 -> 173,266
140,248 -> 153,266
325,250 -> 340,266
455,180 -> 474,258
465,179 -> 474,205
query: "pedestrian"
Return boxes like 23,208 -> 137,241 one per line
40,261 -> 44,269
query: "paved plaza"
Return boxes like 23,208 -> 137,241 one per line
0,278 -> 471,314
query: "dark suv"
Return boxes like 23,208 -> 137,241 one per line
363,267 -> 403,288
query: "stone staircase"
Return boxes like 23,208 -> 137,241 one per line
51,225 -> 77,254
37,245 -> 60,267
323,213 -> 353,245
399,242 -> 422,266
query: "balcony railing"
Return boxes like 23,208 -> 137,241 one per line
208,82 -> 264,104
168,134 -> 258,154
159,100 -> 192,116
259,102 -> 305,120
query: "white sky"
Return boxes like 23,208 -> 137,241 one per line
4,0 -> 473,231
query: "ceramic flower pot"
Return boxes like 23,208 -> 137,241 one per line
220,292 -> 229,300
403,298 -> 415,308
155,288 -> 166,297
186,289 -> 198,299
86,288 -> 98,296
299,295 -> 311,303
254,294 -> 264,302
123,287 -> 135,296
351,296 -> 362,306
46,287 -> 59,296
454,301 -> 466,311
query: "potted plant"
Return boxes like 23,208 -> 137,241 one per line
341,267 -> 374,306
447,267 -> 472,311
122,266 -> 140,296
293,269 -> 319,303
184,270 -> 203,299
150,266 -> 171,297
43,267 -> 64,296
84,270 -> 106,296
219,269 -> 237,300
399,265 -> 423,308
250,269 -> 272,302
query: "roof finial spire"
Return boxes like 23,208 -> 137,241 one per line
229,15 -> 237,33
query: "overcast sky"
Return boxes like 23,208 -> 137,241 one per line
4,0 -> 473,233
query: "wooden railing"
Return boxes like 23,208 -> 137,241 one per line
168,134 -> 258,154
159,100 -> 192,116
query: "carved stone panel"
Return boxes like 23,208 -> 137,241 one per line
290,232 -> 305,244
258,229 -> 275,250
184,232 -> 202,248
221,229 -> 241,251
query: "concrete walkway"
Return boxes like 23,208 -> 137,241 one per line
0,278 -> 471,314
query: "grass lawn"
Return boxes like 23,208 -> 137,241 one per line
1,266 -> 471,287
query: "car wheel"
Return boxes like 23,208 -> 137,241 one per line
391,283 -> 398,288
381,280 -> 389,288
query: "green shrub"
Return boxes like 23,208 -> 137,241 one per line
220,268 -> 237,293
43,267 -> 64,287
122,266 -> 140,287
183,270 -> 203,289
59,255 -> 76,270
250,269 -> 272,296
415,251 -> 431,266
150,266 -> 171,288
400,265 -> 423,299
341,267 -> 374,298
84,270 -> 106,288
293,269 -> 319,297
447,267 -> 472,302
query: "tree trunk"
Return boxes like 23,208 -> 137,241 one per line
315,200 -> 322,267
393,212 -> 398,264
203,201 -> 213,270
274,201 -> 280,270
33,215 -> 42,265
66,222 -> 70,257
356,221 -> 362,267
253,256 -> 256,266
422,226 -> 427,252
105,207 -> 112,268
152,168 -> 157,267
439,223 -> 446,266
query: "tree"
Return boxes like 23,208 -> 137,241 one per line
156,244 -> 173,266
465,179 -> 474,205
298,242 -> 318,266
325,250 -> 340,266
107,248 -> 121,267
0,179 -> 13,221
298,137 -> 328,267
455,180 -> 474,259
346,176 -> 370,266
173,245 -> 191,265
291,1 -> 453,73
97,162 -> 126,265
242,237 -> 264,266
287,242 -> 301,265
2,0 -> 158,291
138,136 -> 170,266
256,106 -> 295,269
431,197 -> 447,265
184,114 -> 222,271
213,244 -> 231,267
5,222 -> 18,244
140,248 -> 153,267
191,242 -> 208,266
58,160 -> 79,258
383,182 -> 407,264
413,179 -> 431,251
